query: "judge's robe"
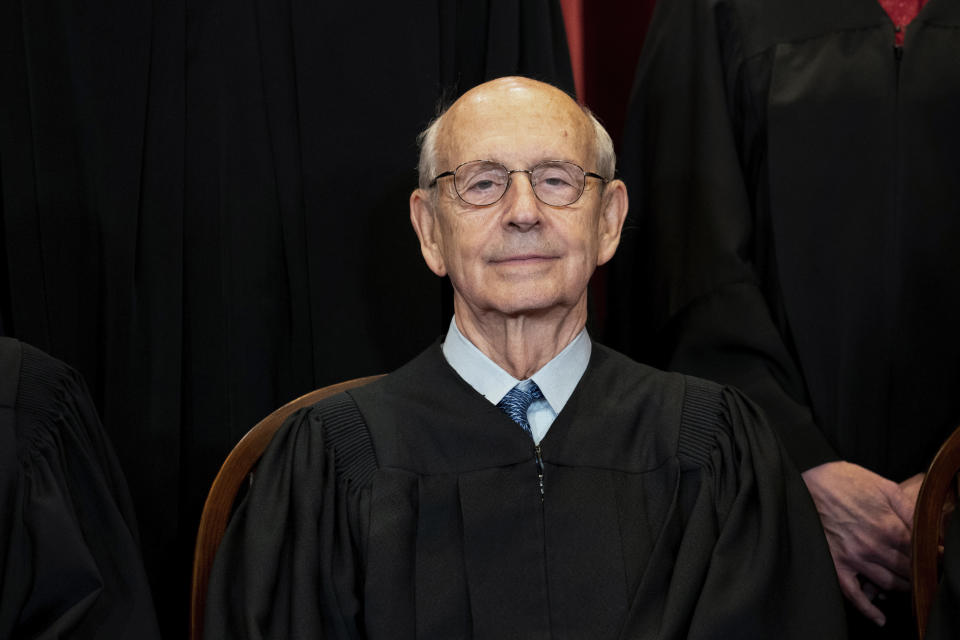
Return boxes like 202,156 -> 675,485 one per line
205,341 -> 845,639
605,3 -> 960,634
607,0 -> 960,482
0,338 -> 161,638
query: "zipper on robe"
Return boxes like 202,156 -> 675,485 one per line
534,444 -> 545,501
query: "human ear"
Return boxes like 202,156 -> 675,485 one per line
596,179 -> 628,266
410,189 -> 448,277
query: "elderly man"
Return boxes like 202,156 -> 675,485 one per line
205,77 -> 845,638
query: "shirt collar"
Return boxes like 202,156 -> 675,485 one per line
441,316 -> 591,414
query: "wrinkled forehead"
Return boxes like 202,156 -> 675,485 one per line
437,79 -> 594,170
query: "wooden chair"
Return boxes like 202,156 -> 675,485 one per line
913,424 -> 960,639
189,374 -> 384,640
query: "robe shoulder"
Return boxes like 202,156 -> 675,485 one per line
0,338 -> 161,639
244,340 -> 807,528
231,340 -> 772,494
342,341 -> 788,486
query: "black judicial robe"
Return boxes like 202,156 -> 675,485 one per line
0,338 -> 161,638
205,342 -> 845,639
606,0 -> 960,482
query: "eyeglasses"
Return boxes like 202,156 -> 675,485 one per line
428,160 -> 608,207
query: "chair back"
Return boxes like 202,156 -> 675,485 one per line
913,424 -> 960,639
189,374 -> 384,640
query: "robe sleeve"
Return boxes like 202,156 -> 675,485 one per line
204,395 -> 374,639
681,382 -> 847,638
606,0 -> 836,471
0,339 -> 161,639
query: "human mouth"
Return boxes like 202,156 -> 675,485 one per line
489,254 -> 557,265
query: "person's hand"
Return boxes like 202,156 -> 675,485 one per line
801,461 -> 915,626
899,472 -> 925,509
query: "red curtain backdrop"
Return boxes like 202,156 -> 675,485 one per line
561,0 -> 658,330
560,0 -> 658,150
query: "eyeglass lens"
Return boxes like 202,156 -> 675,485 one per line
453,161 -> 585,207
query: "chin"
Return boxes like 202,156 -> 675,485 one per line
489,293 -> 566,317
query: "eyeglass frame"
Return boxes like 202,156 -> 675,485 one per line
427,159 -> 610,208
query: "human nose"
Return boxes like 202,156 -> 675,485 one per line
501,171 -> 542,229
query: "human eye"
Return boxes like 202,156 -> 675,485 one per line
542,175 -> 573,188
536,163 -> 578,187
533,163 -> 581,202
469,177 -> 501,192
457,163 -> 507,203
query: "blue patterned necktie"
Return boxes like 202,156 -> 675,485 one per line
497,380 -> 543,434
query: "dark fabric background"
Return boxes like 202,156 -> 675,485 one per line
0,1 -> 576,635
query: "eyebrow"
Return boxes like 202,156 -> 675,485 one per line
465,157 -> 583,168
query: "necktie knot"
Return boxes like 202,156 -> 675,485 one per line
497,381 -> 543,434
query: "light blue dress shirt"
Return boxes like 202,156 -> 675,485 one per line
441,316 -> 591,444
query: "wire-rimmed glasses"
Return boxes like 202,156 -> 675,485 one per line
429,160 -> 608,207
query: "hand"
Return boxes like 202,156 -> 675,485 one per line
899,472 -> 925,510
802,461 -> 915,626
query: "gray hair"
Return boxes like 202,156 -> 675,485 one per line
416,103 -> 616,190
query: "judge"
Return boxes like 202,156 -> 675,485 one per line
204,76 -> 845,638
605,0 -> 960,636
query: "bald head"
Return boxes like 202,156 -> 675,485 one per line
417,77 -> 615,189
408,75 -> 629,348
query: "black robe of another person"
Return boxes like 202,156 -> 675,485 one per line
605,2 -> 960,635
607,0 -> 960,481
205,341 -> 845,639
0,338 -> 161,638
